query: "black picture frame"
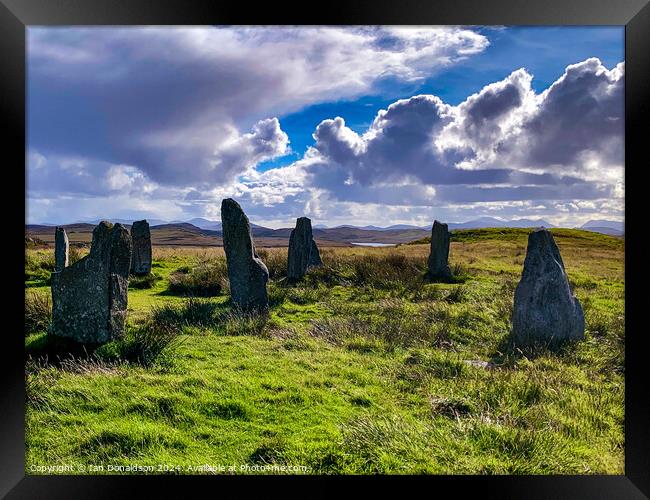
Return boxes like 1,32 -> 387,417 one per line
2,0 -> 648,497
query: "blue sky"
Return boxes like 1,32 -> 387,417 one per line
260,26 -> 624,171
27,26 -> 624,227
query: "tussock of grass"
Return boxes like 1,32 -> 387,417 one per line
167,259 -> 228,296
310,300 -> 461,352
129,272 -> 160,289
25,291 -> 52,335
148,297 -> 272,338
95,322 -> 182,368
256,248 -> 287,280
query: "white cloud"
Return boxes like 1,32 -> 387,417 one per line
300,58 -> 623,209
28,26 -> 489,188
27,25 -> 623,227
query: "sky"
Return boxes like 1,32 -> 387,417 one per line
27,26 -> 625,228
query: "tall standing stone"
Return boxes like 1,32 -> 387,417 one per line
50,221 -> 132,344
221,199 -> 269,311
287,217 -> 322,281
54,226 -> 69,272
427,220 -> 452,280
512,228 -> 585,347
130,220 -> 152,275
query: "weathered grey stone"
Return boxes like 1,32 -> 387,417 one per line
54,226 -> 69,272
287,217 -> 322,280
427,220 -> 452,280
130,220 -> 152,275
512,228 -> 585,346
50,221 -> 132,344
221,198 -> 269,311
309,239 -> 323,267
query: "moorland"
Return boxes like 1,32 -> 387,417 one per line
24,227 -> 624,474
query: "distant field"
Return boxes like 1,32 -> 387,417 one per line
25,228 -> 624,474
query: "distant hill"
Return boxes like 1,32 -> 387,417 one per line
325,218 -> 555,232
185,218 -> 222,231
579,226 -> 624,237
407,227 -> 625,247
27,216 -> 623,247
332,224 -> 423,231
25,221 -> 427,247
446,217 -> 554,230
66,218 -> 170,227
580,219 -> 625,235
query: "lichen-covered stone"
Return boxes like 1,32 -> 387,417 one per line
287,217 -> 322,281
130,220 -> 152,275
427,220 -> 452,280
309,239 -> 323,267
511,228 -> 585,346
221,198 -> 269,311
50,221 -> 132,344
54,226 -> 69,272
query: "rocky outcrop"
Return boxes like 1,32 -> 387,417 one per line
50,221 -> 132,344
221,199 -> 269,311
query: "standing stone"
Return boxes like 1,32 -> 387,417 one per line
221,199 -> 269,311
130,220 -> 152,275
50,221 -> 132,344
309,239 -> 323,267
54,226 -> 69,272
512,228 -> 585,347
287,217 -> 322,281
427,220 -> 452,280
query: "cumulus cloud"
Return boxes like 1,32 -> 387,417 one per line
28,26 -> 488,188
304,58 -> 624,207
496,58 -> 624,178
27,25 -> 623,227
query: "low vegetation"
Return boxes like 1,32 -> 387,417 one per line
167,259 -> 229,296
25,291 -> 52,336
24,229 -> 624,474
128,272 -> 160,290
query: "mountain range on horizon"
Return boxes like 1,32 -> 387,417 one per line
25,218 -> 623,247
31,215 -> 624,233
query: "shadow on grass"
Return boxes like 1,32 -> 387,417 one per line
425,263 -> 473,285
490,333 -> 582,368
25,333 -> 100,365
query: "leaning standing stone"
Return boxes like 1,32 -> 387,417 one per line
221,199 -> 269,311
54,226 -> 69,272
511,228 -> 585,347
287,217 -> 322,280
427,220 -> 452,280
130,220 -> 152,275
50,221 -> 132,344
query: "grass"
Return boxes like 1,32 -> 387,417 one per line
25,291 -> 52,336
24,228 -> 624,474
167,258 -> 229,297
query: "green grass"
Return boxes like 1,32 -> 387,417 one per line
24,229 -> 624,474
